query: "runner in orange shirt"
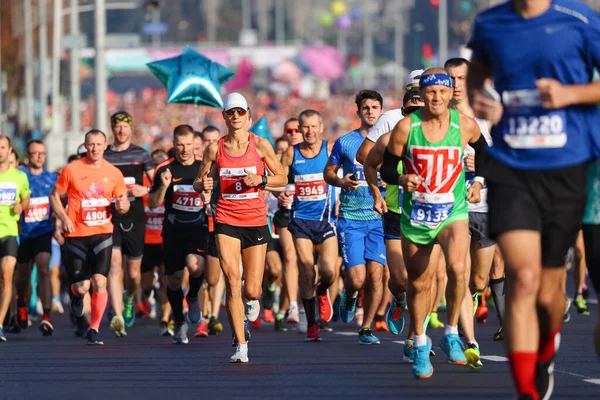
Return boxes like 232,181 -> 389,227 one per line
50,130 -> 130,345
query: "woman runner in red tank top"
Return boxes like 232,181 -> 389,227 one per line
194,93 -> 286,363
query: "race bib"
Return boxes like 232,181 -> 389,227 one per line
502,89 -> 567,149
352,160 -> 368,187
145,206 -> 164,230
0,182 -> 17,206
24,196 -> 50,223
172,185 -> 203,212
410,192 -> 454,229
295,173 -> 327,202
81,198 -> 111,226
220,166 -> 259,200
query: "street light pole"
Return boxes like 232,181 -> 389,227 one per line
39,0 -> 49,133
438,0 -> 448,65
71,0 -> 81,136
95,0 -> 107,134
24,0 -> 35,130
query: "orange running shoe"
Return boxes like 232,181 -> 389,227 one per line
374,319 -> 389,332
476,293 -> 488,323
263,309 -> 275,323
195,320 -> 209,337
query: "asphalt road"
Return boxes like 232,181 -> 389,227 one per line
1,301 -> 599,400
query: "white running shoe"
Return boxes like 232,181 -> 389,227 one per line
298,308 -> 308,334
230,344 -> 249,363
51,299 -> 64,314
244,299 -> 260,323
286,304 -> 300,324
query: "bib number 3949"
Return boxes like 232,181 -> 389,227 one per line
410,192 -> 454,229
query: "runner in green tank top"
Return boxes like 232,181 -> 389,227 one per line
380,67 -> 488,380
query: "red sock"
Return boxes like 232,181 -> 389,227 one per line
538,328 -> 561,364
90,291 -> 108,331
508,352 -> 539,400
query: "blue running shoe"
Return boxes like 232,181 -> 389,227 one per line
403,339 -> 415,362
386,295 -> 406,335
173,321 -> 189,344
339,291 -> 358,324
440,334 -> 467,365
412,344 -> 434,379
358,328 -> 380,345
0,326 -> 6,342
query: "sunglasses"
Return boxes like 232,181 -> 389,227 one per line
285,128 -> 299,134
225,108 -> 248,117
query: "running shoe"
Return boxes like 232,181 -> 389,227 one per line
40,318 -> 54,337
173,321 -> 189,344
563,298 -> 572,323
494,325 -> 504,341
230,345 -> 249,363
231,321 -> 251,346
339,291 -> 358,324
476,293 -> 488,323
374,319 -> 389,332
159,321 -> 174,337
429,311 -> 444,329
69,292 -> 84,318
135,301 -> 151,318
123,297 -> 135,328
275,314 -> 288,332
298,308 -> 308,334
244,299 -> 260,323
574,296 -> 590,315
358,328 -> 380,345
17,307 -> 28,330
263,309 -> 275,323
208,316 -> 223,335
464,342 -> 483,370
440,334 -> 467,365
51,299 -> 64,314
472,293 -> 479,316
386,295 -> 406,335
0,326 -> 6,342
305,324 -> 322,342
317,320 -> 333,332
195,319 -> 209,337
535,333 -> 560,400
286,304 -> 300,323
86,328 -> 104,345
110,315 -> 127,337
186,295 -> 201,324
317,284 -> 333,322
412,342 -> 434,379
250,317 -> 261,329
75,316 -> 88,337
403,339 -> 415,362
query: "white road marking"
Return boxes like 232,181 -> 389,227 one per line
334,332 -> 358,336
393,340 -> 406,345
583,379 -> 600,385
480,355 -> 508,362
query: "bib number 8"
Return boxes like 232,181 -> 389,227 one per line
235,181 -> 243,191
508,115 -> 563,136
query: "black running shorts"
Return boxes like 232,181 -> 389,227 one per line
215,223 -> 270,250
0,236 -> 18,259
162,224 -> 208,276
141,244 -> 164,273
64,234 -> 113,282
112,220 -> 145,259
17,232 -> 53,263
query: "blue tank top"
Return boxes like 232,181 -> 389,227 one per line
19,167 -> 57,239
291,141 -> 334,222
468,0 -> 600,170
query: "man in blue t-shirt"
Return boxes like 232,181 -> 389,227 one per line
16,140 -> 57,336
467,1 -> 600,399
324,89 -> 386,346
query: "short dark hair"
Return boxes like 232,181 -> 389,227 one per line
0,135 -> 12,147
26,140 -> 44,153
173,124 -> 194,140
193,130 -> 203,139
444,58 -> 470,70
84,129 -> 107,143
275,137 -> 288,146
298,110 -> 322,124
284,117 -> 299,126
355,90 -> 383,110
11,148 -> 18,159
67,154 -> 80,163
151,149 -> 168,158
201,125 -> 220,135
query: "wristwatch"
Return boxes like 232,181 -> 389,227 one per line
261,175 -> 268,188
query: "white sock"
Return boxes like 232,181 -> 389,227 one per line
290,301 -> 298,309
238,343 -> 248,351
468,340 -> 479,349
444,325 -> 459,336
415,333 -> 428,347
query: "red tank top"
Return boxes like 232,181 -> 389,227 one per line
216,133 -> 267,227
142,175 -> 164,245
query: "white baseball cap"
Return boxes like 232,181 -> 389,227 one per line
77,143 -> 87,155
223,92 -> 248,111
406,69 -> 425,87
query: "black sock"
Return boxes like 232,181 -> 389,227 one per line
302,297 -> 316,326
490,277 -> 506,323
374,314 -> 384,322
316,282 -> 329,296
143,288 -> 153,299
167,287 -> 184,322
187,274 -> 204,299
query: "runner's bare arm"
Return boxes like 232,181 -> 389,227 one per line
356,137 -> 376,165
381,118 -> 410,185
114,175 -> 130,214
256,137 -> 287,189
270,146 -> 294,198
148,166 -> 171,210
14,194 -> 30,215
193,142 -> 218,193
364,133 -> 387,201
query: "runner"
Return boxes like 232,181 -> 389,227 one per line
194,92 -> 286,363
50,129 -> 129,345
103,111 -> 154,336
148,125 -> 207,345
140,149 -> 173,336
324,90 -> 386,345
280,109 -> 338,342
468,1 -> 600,397
15,140 -> 57,336
0,135 -> 30,342
193,131 -> 204,161
381,67 -> 487,378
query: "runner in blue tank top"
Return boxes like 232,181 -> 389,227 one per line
468,1 -> 600,399
324,90 -> 386,346
280,109 -> 338,342
16,140 -> 57,336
